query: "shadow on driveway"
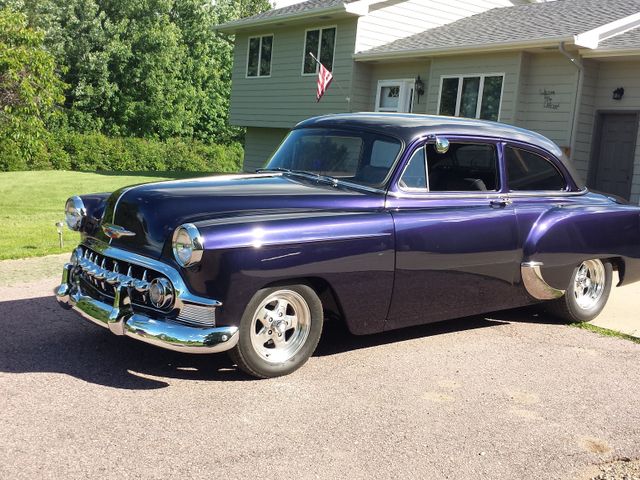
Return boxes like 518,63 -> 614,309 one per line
0,294 -> 567,389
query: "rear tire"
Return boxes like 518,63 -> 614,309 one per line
546,259 -> 612,323
228,284 -> 323,378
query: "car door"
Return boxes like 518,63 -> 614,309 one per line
385,137 -> 524,330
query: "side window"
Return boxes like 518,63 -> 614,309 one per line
399,147 -> 426,189
427,143 -> 499,192
370,139 -> 401,167
505,146 -> 566,191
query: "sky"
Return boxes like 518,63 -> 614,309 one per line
274,0 -> 304,7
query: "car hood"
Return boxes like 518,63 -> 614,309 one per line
97,173 -> 384,258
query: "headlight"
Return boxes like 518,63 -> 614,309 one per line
65,196 -> 86,231
172,223 -> 204,267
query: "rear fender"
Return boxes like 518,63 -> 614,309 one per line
522,204 -> 640,291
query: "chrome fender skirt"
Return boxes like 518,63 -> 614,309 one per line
521,261 -> 566,300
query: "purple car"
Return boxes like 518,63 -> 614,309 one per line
55,113 -> 640,378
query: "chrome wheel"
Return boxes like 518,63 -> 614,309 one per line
249,290 -> 311,364
573,259 -> 606,310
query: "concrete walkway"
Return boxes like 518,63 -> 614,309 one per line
590,280 -> 640,338
2,253 -> 638,338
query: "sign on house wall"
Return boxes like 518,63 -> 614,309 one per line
540,89 -> 560,110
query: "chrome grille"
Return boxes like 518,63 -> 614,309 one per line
73,246 -> 216,327
75,247 -> 166,311
176,304 -> 216,327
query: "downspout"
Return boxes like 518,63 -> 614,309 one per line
559,42 -> 584,161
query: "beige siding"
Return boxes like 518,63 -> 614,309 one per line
572,59 -> 600,182
425,52 -> 521,124
516,53 -> 579,150
356,0 -> 529,52
367,61 -> 431,113
580,61 -> 640,204
243,127 -> 289,172
230,19 -> 357,129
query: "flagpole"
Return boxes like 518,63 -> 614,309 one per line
309,52 -> 351,111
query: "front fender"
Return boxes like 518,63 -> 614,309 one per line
181,211 -> 396,335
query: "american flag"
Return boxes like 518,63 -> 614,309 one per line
316,61 -> 333,102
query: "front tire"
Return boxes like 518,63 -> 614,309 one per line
229,284 -> 323,378
546,259 -> 612,322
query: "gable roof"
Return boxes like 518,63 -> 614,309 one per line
217,0 -> 367,34
582,26 -> 640,56
355,0 -> 640,60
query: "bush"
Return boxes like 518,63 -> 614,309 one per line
12,131 -> 244,173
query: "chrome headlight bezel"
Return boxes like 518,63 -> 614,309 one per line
65,196 -> 86,231
172,223 -> 204,267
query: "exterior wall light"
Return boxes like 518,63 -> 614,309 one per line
415,76 -> 425,103
613,87 -> 624,100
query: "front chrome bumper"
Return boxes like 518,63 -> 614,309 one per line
55,256 -> 238,354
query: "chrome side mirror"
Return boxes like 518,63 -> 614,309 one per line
435,136 -> 450,154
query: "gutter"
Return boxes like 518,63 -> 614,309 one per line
216,2 -> 368,34
580,48 -> 640,58
558,41 -> 583,162
353,36 -> 574,61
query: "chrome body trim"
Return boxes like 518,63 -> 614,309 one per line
55,241 -> 238,353
521,261 -> 565,300
386,188 -> 589,200
111,186 -> 136,224
102,223 -> 136,239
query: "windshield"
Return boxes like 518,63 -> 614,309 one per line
263,128 -> 403,187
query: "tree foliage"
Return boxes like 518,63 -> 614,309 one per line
0,8 -> 66,170
0,0 -> 272,144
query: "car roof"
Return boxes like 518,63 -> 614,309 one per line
295,113 -> 585,189
296,113 -> 563,157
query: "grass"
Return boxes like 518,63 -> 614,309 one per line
572,322 -> 640,344
0,170 -> 210,260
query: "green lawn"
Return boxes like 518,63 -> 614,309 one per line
0,171 -> 208,260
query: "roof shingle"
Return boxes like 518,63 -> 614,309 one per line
359,0 -> 640,56
597,27 -> 640,50
222,0 -> 356,26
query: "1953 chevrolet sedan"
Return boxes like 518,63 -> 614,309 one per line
56,113 -> 640,378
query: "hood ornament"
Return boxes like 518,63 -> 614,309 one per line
102,223 -> 136,239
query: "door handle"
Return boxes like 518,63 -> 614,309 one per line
490,197 -> 512,208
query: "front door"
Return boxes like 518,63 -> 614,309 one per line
591,113 -> 639,200
385,139 -> 520,330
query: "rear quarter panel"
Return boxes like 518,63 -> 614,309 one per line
516,193 -> 640,289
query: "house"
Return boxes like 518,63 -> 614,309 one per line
217,0 -> 640,203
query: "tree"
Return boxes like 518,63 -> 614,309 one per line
0,7 -> 66,170
0,0 -> 273,143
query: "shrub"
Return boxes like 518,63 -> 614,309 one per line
56,132 -> 243,173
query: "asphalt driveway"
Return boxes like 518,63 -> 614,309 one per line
1,257 -> 639,480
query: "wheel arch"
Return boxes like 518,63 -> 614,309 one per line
260,276 -> 348,329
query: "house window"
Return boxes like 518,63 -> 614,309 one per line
438,74 -> 504,121
247,35 -> 273,77
303,27 -> 336,74
375,79 -> 414,113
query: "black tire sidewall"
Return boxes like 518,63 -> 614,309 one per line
234,284 -> 323,378
564,260 -> 613,322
